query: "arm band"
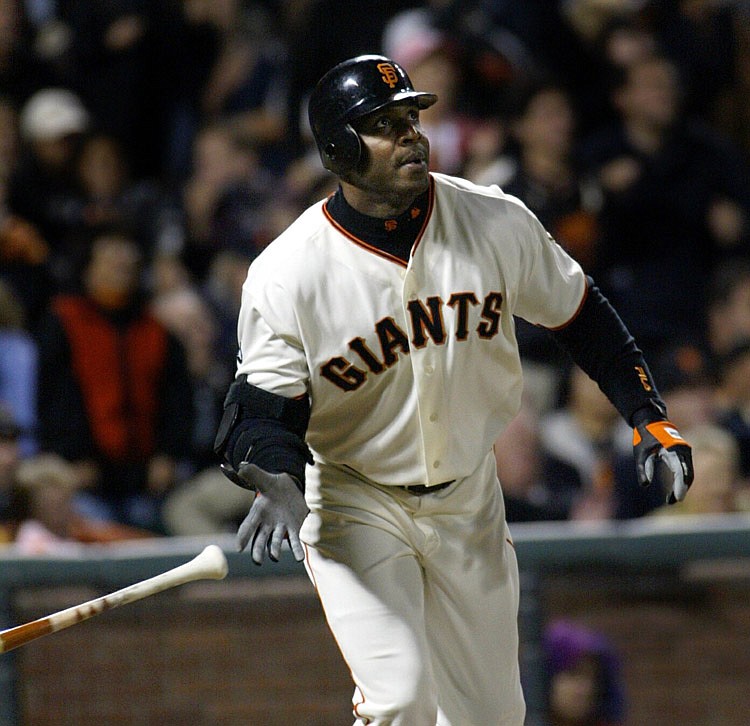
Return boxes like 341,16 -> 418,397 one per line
550,277 -> 667,426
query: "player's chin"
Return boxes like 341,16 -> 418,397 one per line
396,161 -> 430,190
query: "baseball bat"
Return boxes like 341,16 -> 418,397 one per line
0,544 -> 228,653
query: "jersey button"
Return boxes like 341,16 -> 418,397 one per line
424,364 -> 434,375
433,460 -> 441,469
429,413 -> 438,422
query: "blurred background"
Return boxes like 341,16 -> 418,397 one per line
1,0 -> 750,724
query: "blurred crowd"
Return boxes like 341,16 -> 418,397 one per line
2,0 -> 750,556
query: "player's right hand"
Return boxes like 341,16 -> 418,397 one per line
236,464 -> 309,565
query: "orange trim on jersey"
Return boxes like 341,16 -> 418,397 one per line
408,175 -> 435,257
546,275 -> 589,332
322,177 -> 435,267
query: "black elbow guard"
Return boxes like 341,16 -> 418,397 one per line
214,376 -> 313,488
226,420 -> 313,487
214,375 -> 311,456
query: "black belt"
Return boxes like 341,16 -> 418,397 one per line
401,479 -> 455,496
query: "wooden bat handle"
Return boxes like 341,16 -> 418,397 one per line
0,545 -> 228,653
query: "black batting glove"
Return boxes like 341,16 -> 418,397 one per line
633,419 -> 693,504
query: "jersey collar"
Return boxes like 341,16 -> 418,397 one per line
323,176 -> 435,265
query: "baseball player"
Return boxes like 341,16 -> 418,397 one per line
214,55 -> 694,726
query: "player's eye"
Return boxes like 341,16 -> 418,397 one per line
358,115 -> 389,134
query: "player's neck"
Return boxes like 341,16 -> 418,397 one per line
339,181 -> 425,219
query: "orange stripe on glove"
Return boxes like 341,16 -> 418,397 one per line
633,420 -> 693,504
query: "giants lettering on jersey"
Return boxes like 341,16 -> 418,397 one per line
321,291 -> 503,391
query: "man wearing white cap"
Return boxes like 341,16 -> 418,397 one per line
8,87 -> 90,276
19,88 -> 90,144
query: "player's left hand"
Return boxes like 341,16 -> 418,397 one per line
633,419 -> 693,504
236,464 -> 309,564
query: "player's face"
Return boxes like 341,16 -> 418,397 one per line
342,101 -> 430,216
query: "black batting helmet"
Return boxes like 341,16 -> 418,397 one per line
308,54 -> 437,175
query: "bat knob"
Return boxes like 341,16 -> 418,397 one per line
193,545 -> 229,580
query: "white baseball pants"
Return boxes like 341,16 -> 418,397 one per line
301,452 -> 526,726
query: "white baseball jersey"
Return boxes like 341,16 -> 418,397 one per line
236,172 -> 586,487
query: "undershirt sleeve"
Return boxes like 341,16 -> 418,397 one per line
549,277 -> 667,426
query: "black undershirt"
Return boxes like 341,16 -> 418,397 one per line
325,185 -> 430,263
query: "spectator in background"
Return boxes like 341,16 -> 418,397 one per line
579,53 -> 750,360
650,423 -> 744,518
8,87 -> 89,290
384,12 -> 498,177
180,120 -> 272,280
200,247 -> 254,370
547,11 -> 660,160
66,0 -> 153,177
539,365 -> 651,521
283,0 -> 413,156
151,285 -> 233,475
11,451 -> 92,554
11,452 -> 154,554
538,0 -> 652,138
650,342 -> 716,432
0,279 -> 37,457
647,0 -> 744,143
66,0 -> 235,182
474,78 -> 595,228
196,0 -> 291,175
0,0 -> 53,103
150,0 -> 228,181
34,229 -> 193,533
16,0 -> 77,90
475,77 -> 604,408
0,403 -> 22,544
714,339 -> 750,483
494,395 -> 566,522
162,464 -> 254,536
706,257 -> 750,360
543,618 -> 626,726
385,1 -> 543,121
0,91 -> 18,179
0,94 -> 56,325
72,131 -> 181,264
596,14 -> 657,94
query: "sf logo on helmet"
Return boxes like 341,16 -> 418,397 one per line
377,63 -> 399,88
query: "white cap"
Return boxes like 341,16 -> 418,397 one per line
382,9 -> 444,68
19,88 -> 90,142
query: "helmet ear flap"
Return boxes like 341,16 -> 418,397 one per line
321,123 -> 361,175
